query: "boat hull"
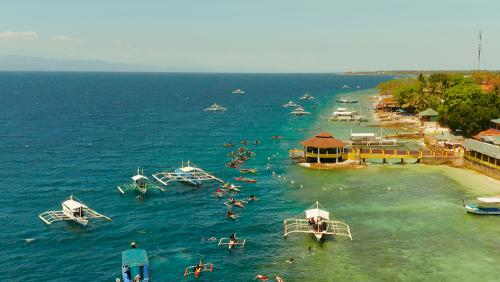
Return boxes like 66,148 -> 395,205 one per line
465,205 -> 500,215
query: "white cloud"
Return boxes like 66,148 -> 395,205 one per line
50,34 -> 81,43
0,30 -> 39,40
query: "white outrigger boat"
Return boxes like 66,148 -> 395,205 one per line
464,197 -> 500,215
152,161 -> 224,186
290,106 -> 311,116
204,103 -> 227,112
283,201 -> 352,242
232,88 -> 245,94
118,167 -> 165,194
329,107 -> 367,122
336,97 -> 359,103
39,195 -> 111,227
282,100 -> 299,108
299,93 -> 315,100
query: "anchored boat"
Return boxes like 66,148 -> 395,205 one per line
184,260 -> 213,279
282,100 -> 299,108
204,103 -> 227,112
283,201 -> 352,242
39,195 -> 111,227
290,106 -> 311,116
299,93 -> 315,100
122,244 -> 150,282
153,161 -> 224,186
329,107 -> 367,122
118,167 -> 165,194
232,88 -> 245,94
336,97 -> 359,103
464,197 -> 500,215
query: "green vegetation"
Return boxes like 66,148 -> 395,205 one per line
377,72 -> 500,137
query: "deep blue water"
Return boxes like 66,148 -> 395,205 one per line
0,72 -> 392,281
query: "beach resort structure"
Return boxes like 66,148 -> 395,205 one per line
417,108 -> 438,124
491,118 -> 500,130
464,138 -> 500,170
300,132 -> 346,163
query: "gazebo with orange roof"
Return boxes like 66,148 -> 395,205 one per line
301,132 -> 345,163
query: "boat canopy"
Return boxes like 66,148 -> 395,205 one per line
477,197 -> 500,203
179,166 -> 199,172
351,133 -> 375,137
132,175 -> 148,182
122,249 -> 149,267
63,199 -> 86,211
305,208 -> 330,220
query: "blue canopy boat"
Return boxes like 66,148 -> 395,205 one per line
122,246 -> 150,282
463,197 -> 500,215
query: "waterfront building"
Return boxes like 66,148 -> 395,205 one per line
301,132 -> 346,163
473,128 -> 500,145
491,118 -> 500,130
464,138 -> 500,169
417,108 -> 438,123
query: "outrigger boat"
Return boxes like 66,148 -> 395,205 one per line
122,243 -> 150,282
184,260 -> 213,279
240,168 -> 257,174
329,107 -> 367,122
232,88 -> 245,94
283,201 -> 352,242
282,100 -> 299,108
227,208 -> 237,221
39,195 -> 111,227
204,103 -> 227,112
299,93 -> 315,100
234,176 -> 257,183
342,84 -> 350,89
463,197 -> 500,215
153,161 -> 224,186
290,107 -> 311,116
336,97 -> 359,103
218,234 -> 246,250
118,167 -> 165,194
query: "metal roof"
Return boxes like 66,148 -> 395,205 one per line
464,138 -> 500,159
491,118 -> 500,124
417,108 -> 438,117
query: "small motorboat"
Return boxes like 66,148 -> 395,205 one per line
122,243 -> 150,282
232,88 -> 245,94
240,168 -> 257,174
464,197 -> 500,215
282,100 -> 299,108
204,103 -> 227,112
39,195 -> 111,227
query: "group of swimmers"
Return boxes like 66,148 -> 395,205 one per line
308,216 -> 327,232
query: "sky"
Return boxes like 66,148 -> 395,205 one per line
0,0 -> 499,72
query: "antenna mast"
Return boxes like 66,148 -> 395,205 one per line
477,30 -> 482,71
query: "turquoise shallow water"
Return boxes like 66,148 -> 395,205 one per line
1,73 -> 499,281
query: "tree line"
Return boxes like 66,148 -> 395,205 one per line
377,72 -> 500,137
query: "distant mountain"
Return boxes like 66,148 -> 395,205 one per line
0,55 -> 182,72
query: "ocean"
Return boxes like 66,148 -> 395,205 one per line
0,72 -> 499,281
